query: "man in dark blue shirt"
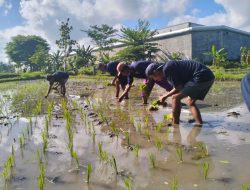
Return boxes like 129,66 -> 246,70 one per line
241,71 -> 250,112
146,60 -> 214,125
45,71 -> 69,98
117,61 -> 172,104
98,61 -> 129,98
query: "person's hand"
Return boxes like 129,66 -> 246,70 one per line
159,95 -> 167,104
118,96 -> 123,102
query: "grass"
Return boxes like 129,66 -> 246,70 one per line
170,177 -> 179,190
133,144 -> 139,158
86,163 -> 92,183
148,153 -> 156,168
123,177 -> 132,190
202,162 -> 209,180
111,155 -> 118,174
176,145 -> 183,162
0,72 -> 45,83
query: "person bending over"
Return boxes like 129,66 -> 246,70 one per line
117,60 -> 172,104
98,61 -> 129,99
45,71 -> 69,98
146,60 -> 214,125
241,71 -> 250,112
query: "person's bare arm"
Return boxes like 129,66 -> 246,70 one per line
159,85 -> 183,103
118,84 -> 132,102
45,82 -> 54,98
111,75 -> 118,85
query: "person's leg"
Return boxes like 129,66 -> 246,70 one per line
172,93 -> 187,124
59,81 -> 66,96
115,79 -> 120,98
143,79 -> 155,104
186,97 -> 202,125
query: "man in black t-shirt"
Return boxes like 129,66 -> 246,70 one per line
45,71 -> 69,98
146,60 -> 214,125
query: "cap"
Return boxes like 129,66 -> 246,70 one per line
145,63 -> 163,77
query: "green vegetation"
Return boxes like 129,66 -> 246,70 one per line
85,163 -> 92,183
154,138 -> 163,151
202,162 -> 209,180
170,177 -> 179,190
37,151 -> 46,190
148,153 -> 156,168
133,144 -> 139,158
124,131 -> 130,145
123,177 -> 133,190
111,155 -> 118,175
176,146 -> 183,162
242,184 -> 250,190
0,153 -> 15,183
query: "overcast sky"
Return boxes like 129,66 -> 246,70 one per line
1,0 -> 250,62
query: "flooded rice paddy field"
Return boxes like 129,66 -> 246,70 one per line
0,78 -> 249,190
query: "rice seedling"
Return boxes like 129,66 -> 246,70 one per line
110,121 -> 119,138
85,163 -> 92,183
133,144 -> 139,158
123,177 -> 132,190
47,101 -> 53,122
19,135 -> 24,148
71,150 -> 79,168
29,117 -> 33,135
154,138 -> 163,151
151,99 -> 161,106
33,100 -> 42,116
124,131 -> 130,145
45,117 -> 49,135
148,153 -> 156,168
111,155 -> 118,174
98,142 -> 103,159
42,130 -> 48,153
92,130 -> 96,143
144,115 -> 149,126
37,158 -> 46,190
0,154 -> 15,182
136,123 -> 141,132
242,184 -> 250,190
170,177 -> 179,190
166,127 -> 171,140
202,162 -> 209,180
72,100 -> 78,110
193,142 -> 209,160
155,122 -> 164,132
176,145 -> 183,162
144,129 -> 151,141
164,113 -> 172,123
102,151 -> 109,162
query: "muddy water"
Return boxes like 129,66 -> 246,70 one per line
0,79 -> 250,190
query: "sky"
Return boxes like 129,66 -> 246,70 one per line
1,0 -> 250,63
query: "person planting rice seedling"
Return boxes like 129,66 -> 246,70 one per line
117,60 -> 172,104
146,60 -> 215,125
98,61 -> 129,99
45,71 -> 69,98
241,71 -> 250,112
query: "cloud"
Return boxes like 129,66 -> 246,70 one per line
168,0 -> 250,31
0,0 -> 12,16
0,0 -> 192,62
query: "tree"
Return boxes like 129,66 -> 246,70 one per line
82,24 -> 117,57
73,44 -> 95,68
29,46 -> 50,71
5,35 -> 50,71
205,45 -> 227,66
48,50 -> 64,72
115,19 -> 159,62
56,18 -> 77,70
0,62 -> 15,73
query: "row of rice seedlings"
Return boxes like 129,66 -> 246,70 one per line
133,145 -> 139,158
123,177 -> 133,190
42,130 -> 48,153
148,153 -> 156,168
37,150 -> 46,190
33,100 -> 42,116
176,145 -> 183,162
0,145 -> 15,183
170,177 -> 179,190
154,138 -> 163,151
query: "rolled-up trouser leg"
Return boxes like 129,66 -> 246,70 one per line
142,79 -> 155,104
